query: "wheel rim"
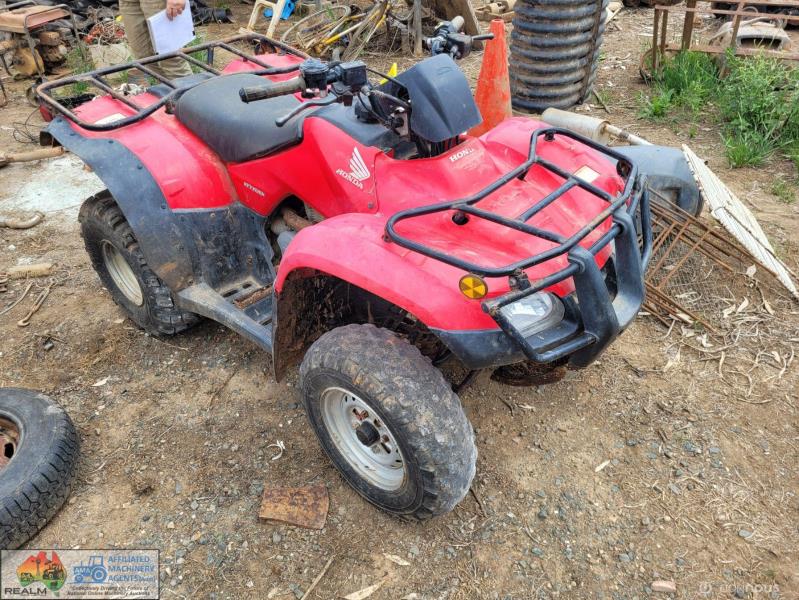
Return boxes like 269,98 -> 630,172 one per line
320,387 -> 406,491
101,241 -> 143,306
0,416 -> 20,471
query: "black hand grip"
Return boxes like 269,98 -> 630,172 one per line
239,76 -> 305,103
473,33 -> 495,41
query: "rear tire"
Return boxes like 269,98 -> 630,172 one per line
79,192 -> 199,335
299,324 -> 477,520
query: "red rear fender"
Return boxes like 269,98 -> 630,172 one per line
67,95 -> 238,210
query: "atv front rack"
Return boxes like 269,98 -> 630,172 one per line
36,34 -> 308,132
385,127 -> 653,367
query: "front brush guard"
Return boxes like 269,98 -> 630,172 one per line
385,127 -> 653,367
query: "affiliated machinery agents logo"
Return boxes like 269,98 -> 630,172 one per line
1,549 -> 159,599
71,555 -> 107,584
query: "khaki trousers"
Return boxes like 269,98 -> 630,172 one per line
119,0 -> 193,80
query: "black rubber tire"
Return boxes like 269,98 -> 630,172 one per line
0,388 -> 79,549
299,324 -> 477,520
79,192 -> 199,336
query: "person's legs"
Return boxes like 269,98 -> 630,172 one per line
120,0 -> 193,80
119,0 -> 155,64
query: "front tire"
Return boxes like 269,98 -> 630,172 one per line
299,324 -> 477,520
79,192 -> 199,335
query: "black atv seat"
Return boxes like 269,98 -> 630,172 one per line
174,73 -> 306,163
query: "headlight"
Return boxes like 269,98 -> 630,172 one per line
499,292 -> 564,336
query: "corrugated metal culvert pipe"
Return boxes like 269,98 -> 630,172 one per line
509,0 -> 608,112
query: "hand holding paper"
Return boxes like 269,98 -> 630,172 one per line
166,0 -> 186,20
146,0 -> 195,54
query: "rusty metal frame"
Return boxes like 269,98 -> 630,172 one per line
36,33 -> 309,131
651,0 -> 799,72
644,197 -> 789,332
0,0 -> 86,81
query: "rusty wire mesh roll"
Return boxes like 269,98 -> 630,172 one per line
510,0 -> 608,112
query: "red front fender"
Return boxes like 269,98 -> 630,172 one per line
275,213 -> 497,331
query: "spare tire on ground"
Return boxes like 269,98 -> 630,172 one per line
0,389 -> 79,549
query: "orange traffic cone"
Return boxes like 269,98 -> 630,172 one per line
468,19 -> 512,137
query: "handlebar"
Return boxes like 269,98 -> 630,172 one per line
423,19 -> 494,59
239,59 -> 368,106
239,76 -> 305,103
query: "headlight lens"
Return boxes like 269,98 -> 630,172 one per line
499,292 -> 564,336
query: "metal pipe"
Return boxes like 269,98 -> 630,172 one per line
541,108 -> 652,145
281,208 -> 312,230
0,146 -> 64,167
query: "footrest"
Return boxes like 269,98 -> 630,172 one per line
177,283 -> 273,353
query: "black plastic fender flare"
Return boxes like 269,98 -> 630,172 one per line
614,145 -> 704,216
44,118 -> 197,291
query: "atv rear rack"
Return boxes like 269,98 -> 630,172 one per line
36,34 -> 307,132
386,127 -> 653,367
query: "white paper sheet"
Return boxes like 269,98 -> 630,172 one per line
146,0 -> 195,55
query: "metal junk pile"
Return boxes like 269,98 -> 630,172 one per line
243,0 -> 485,61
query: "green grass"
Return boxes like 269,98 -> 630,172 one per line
594,88 -> 612,108
770,178 -> 796,204
186,35 -> 210,74
640,51 -> 799,171
787,144 -> 799,171
62,48 -> 94,96
639,52 -> 717,118
659,51 -> 718,111
723,130 -> 773,168
638,89 -> 674,120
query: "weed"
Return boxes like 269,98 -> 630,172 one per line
723,129 -> 773,167
643,51 -> 799,170
594,88 -> 611,108
659,51 -> 717,111
770,178 -> 796,204
61,48 -> 94,96
186,35 -> 210,74
638,90 -> 674,120
786,143 -> 799,171
638,52 -> 716,120
719,55 -> 796,138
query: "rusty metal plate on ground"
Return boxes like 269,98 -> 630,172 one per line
259,485 -> 329,530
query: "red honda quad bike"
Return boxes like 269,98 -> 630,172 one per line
36,22 -> 700,519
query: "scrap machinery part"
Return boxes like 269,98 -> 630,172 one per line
509,0 -> 608,112
9,45 -> 43,77
0,1 -> 82,81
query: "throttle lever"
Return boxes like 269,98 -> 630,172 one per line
275,94 -> 337,127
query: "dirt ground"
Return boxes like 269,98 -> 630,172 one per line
1,4 -> 799,599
